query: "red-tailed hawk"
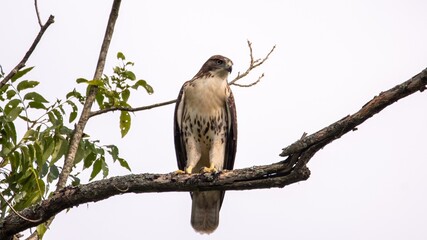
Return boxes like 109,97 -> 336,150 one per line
174,55 -> 237,234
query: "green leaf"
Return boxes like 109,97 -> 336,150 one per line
17,80 -> 40,91
95,91 -> 105,109
20,145 -> 31,164
86,79 -> 104,86
69,111 -> 77,123
89,159 -> 102,181
118,157 -> 131,172
18,114 -> 31,122
0,82 -> 10,93
28,144 -> 36,160
65,100 -> 78,123
23,129 -> 38,141
40,162 -> 49,178
124,70 -> 136,80
23,92 -> 48,103
74,144 -> 85,165
6,106 -> 23,121
28,101 -> 47,110
47,111 -> 56,125
83,152 -> 97,169
70,174 -> 81,186
11,66 -> 34,82
76,78 -> 88,83
66,89 -> 85,104
34,142 -> 43,167
36,223 -> 48,239
4,99 -> 21,115
52,109 -> 63,124
8,150 -> 20,172
121,89 -> 130,102
117,52 -> 126,60
119,111 -> 131,138
6,89 -> 16,99
132,79 -> 154,94
47,165 -> 59,183
101,157 -> 109,178
3,121 -> 17,144
42,139 -> 55,163
106,145 -> 119,160
51,137 -> 67,165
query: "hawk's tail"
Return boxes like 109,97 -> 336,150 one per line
191,191 -> 222,234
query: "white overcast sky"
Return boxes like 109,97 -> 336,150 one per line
2,0 -> 427,239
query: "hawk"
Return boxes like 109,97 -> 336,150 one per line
174,55 -> 237,234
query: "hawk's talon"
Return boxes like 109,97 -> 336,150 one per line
174,169 -> 186,174
201,164 -> 218,173
175,166 -> 193,174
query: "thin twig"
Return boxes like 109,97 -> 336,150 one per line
231,73 -> 264,87
0,191 -> 42,223
0,15 -> 54,89
34,0 -> 43,28
89,99 -> 176,118
229,40 -> 276,85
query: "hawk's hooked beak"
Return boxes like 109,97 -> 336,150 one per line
226,66 -> 232,73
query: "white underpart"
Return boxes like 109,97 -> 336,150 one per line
182,70 -> 230,173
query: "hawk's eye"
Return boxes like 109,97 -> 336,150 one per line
216,59 -> 224,65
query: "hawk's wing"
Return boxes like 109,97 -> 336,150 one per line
224,87 -> 237,170
174,81 -> 189,171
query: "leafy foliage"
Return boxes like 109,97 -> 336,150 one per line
77,52 -> 153,137
0,53 -> 147,231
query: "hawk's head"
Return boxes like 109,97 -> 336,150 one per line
193,55 -> 233,80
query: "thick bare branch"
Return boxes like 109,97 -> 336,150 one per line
2,67 -> 427,239
0,160 -> 309,238
0,15 -> 54,89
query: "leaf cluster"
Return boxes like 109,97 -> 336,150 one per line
0,60 -> 134,224
77,52 -> 153,137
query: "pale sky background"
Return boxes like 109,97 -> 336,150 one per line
2,0 -> 427,239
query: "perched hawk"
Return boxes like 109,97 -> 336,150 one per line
174,55 -> 237,234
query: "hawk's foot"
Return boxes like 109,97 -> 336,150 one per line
174,166 -> 193,174
174,169 -> 186,174
201,164 -> 218,173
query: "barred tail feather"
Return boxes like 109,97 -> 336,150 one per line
191,191 -> 221,234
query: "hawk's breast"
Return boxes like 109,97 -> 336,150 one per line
181,75 -> 230,167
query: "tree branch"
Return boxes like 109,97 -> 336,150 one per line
24,1 -> 123,239
280,67 -> 427,157
0,15 -> 54,89
2,67 -> 426,239
0,161 -> 310,237
89,99 -> 176,118
34,0 -> 43,28
229,40 -> 275,86
56,0 -> 122,191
